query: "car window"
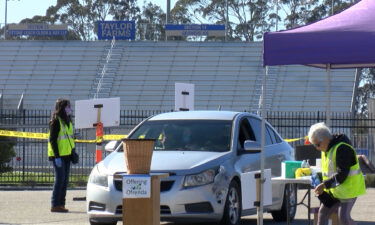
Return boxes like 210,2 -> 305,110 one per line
248,117 -> 272,146
266,125 -> 276,144
128,120 -> 232,152
269,126 -> 283,143
238,118 -> 255,149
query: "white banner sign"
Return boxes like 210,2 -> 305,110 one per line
123,175 -> 151,198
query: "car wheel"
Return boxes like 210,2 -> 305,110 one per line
89,219 -> 117,225
220,181 -> 242,225
271,183 -> 297,222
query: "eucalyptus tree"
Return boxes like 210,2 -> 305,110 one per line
137,2 -> 166,41
174,0 -> 275,41
280,0 -> 357,28
44,0 -> 140,40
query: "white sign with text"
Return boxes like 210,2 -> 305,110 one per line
122,175 -> 151,198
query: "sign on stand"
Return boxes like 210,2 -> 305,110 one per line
74,97 -> 120,129
175,83 -> 194,111
123,175 -> 151,199
240,169 -> 272,210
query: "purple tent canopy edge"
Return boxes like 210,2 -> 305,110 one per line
263,0 -> 375,68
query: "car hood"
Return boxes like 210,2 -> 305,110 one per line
102,151 -> 229,174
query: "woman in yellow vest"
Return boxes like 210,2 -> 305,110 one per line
308,122 -> 366,225
48,98 -> 75,213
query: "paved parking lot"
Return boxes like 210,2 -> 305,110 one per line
1,188 -> 375,225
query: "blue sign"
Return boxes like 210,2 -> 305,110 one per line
165,24 -> 225,37
97,21 -> 135,40
8,24 -> 68,37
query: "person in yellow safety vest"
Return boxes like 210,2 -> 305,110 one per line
308,122 -> 366,225
48,98 -> 75,213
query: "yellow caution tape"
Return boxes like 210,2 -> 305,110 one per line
0,128 -> 304,144
285,136 -> 309,143
0,129 -> 127,143
0,129 -> 49,139
284,137 -> 304,143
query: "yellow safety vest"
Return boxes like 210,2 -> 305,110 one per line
321,142 -> 366,200
48,118 -> 75,157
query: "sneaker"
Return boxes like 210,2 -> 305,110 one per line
51,206 -> 69,213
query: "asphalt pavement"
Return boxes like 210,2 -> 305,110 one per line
0,188 -> 375,225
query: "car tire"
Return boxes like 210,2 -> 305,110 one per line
271,183 -> 297,222
89,219 -> 117,225
219,180 -> 242,225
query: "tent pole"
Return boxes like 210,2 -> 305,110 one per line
257,66 -> 267,225
326,64 -> 331,126
351,68 -> 361,115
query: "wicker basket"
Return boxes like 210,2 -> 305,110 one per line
122,139 -> 155,174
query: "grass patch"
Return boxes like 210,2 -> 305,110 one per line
0,171 -> 88,187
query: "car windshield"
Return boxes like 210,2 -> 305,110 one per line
127,120 -> 232,152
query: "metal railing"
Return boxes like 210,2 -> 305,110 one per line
1,110 -> 374,186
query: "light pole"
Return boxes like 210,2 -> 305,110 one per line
4,0 -> 19,39
4,0 -> 8,39
225,0 -> 228,41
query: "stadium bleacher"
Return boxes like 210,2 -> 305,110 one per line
0,40 -> 356,112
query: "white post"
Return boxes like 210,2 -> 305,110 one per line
257,66 -> 267,225
225,0 -> 229,41
326,64 -> 331,126
4,0 -> 8,39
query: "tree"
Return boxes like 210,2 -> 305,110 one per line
42,0 -> 141,41
278,0 -> 320,29
355,69 -> 375,115
174,0 -> 275,41
0,137 -> 16,173
137,3 -> 166,41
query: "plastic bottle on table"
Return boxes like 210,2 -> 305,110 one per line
311,171 -> 321,188
305,159 -> 310,168
301,160 -> 307,168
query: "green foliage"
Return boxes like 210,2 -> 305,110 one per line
177,0 -> 275,41
355,68 -> 375,115
0,137 -> 16,173
0,171 -> 88,187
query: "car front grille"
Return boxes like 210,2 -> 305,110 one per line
185,202 -> 214,213
115,205 -> 171,215
114,179 -> 174,192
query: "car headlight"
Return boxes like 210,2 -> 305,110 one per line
183,169 -> 216,187
88,165 -> 108,187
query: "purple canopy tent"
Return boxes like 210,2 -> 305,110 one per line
263,0 -> 375,68
256,1 -> 375,224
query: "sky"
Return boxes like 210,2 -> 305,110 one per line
0,0 -> 174,25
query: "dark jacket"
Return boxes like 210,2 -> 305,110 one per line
323,134 -> 357,189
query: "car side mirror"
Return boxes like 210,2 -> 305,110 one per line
105,140 -> 118,152
243,140 -> 261,153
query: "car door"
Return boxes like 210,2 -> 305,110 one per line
248,117 -> 286,177
234,116 -> 260,173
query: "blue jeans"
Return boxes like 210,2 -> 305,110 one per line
317,197 -> 357,225
51,158 -> 70,207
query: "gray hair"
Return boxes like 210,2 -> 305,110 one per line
308,122 -> 332,143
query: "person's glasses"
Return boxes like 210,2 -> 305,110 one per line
313,142 -> 321,148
